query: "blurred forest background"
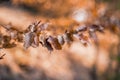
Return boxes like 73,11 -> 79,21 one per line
0,0 -> 120,80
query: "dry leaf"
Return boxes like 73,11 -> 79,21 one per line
17,32 -> 24,42
28,24 -> 36,32
63,31 -> 73,44
73,33 -> 89,46
47,36 -> 62,50
2,42 -> 16,48
45,38 -> 53,51
89,24 -> 104,32
24,32 -> 35,49
3,36 -> 11,43
76,25 -> 87,32
89,31 -> 98,43
38,22 -> 49,31
57,35 -> 65,45
31,34 -> 39,48
9,30 -> 18,40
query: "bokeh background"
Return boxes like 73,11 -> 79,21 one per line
0,0 -> 120,80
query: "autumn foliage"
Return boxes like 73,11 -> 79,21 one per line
0,0 -> 120,80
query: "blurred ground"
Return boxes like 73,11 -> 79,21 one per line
0,0 -> 120,80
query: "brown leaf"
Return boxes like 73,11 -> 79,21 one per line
45,38 -> 53,51
89,31 -> 98,43
26,21 -> 41,32
28,24 -> 36,32
31,34 -> 39,48
47,36 -> 62,50
1,24 -> 12,30
9,30 -> 18,40
1,35 -> 16,48
89,24 -> 104,32
3,36 -> 11,43
63,31 -> 73,44
57,35 -> 65,45
73,33 -> 89,46
39,34 -> 46,46
2,42 -> 16,48
17,32 -> 24,42
76,25 -> 87,32
38,22 -> 50,31
23,32 -> 35,49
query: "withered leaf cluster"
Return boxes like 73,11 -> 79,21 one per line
0,24 -> 23,48
0,20 -> 105,52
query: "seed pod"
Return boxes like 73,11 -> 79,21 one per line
24,32 -> 35,49
57,35 -> 65,45
47,36 -> 62,50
